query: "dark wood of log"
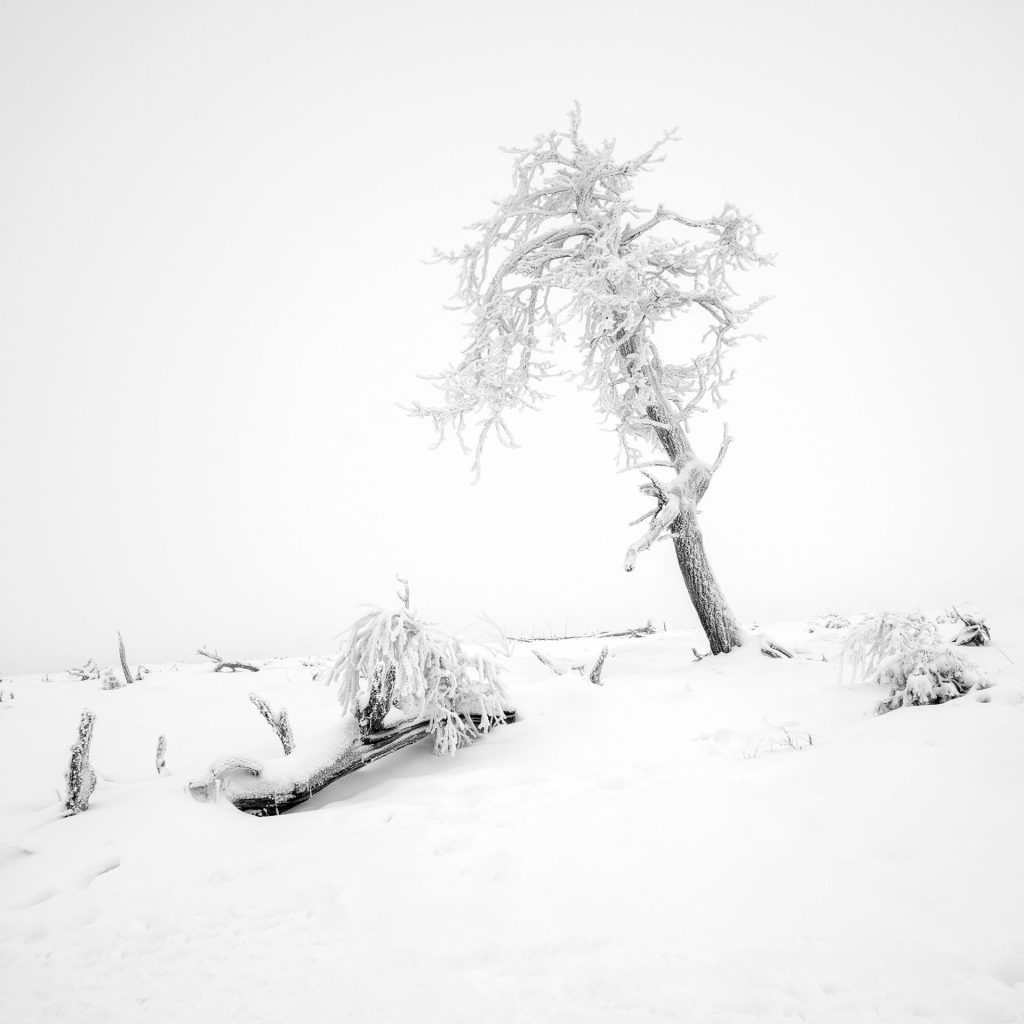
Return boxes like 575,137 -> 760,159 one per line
228,711 -> 516,817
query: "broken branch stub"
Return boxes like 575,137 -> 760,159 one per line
249,693 -> 295,754
589,646 -> 609,686
117,631 -> 133,687
64,709 -> 97,815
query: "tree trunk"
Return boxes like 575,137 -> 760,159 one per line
671,504 -> 744,654
616,324 -> 746,655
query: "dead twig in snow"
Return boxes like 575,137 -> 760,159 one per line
155,735 -> 168,776
197,648 -> 260,673
249,693 -> 295,754
64,710 -> 97,814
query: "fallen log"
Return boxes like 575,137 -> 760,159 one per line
188,710 -> 515,816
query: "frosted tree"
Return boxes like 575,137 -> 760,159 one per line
411,106 -> 780,655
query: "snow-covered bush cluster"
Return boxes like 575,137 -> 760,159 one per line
951,609 -> 991,647
327,585 -> 510,756
840,612 -> 988,714
67,659 -> 100,682
100,666 -> 126,690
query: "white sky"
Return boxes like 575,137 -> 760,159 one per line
2,0 -> 1022,673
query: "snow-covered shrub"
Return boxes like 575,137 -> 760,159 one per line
951,609 -> 991,647
67,659 -> 100,682
840,612 -> 988,714
100,665 -> 125,690
327,585 -> 510,756
874,648 -> 988,713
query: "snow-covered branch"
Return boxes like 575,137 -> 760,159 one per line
411,107 -> 772,478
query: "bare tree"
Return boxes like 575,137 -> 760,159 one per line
411,106 -> 781,655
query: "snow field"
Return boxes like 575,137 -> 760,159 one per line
1,615 -> 1023,1023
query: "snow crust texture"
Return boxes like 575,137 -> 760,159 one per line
1,614 -> 1023,1023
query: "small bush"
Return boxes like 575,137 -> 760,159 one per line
951,609 -> 991,647
327,584 -> 510,756
874,646 -> 988,713
100,666 -> 126,690
840,612 -> 988,714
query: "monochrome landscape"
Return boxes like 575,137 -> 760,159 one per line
2,2 -> 1022,1022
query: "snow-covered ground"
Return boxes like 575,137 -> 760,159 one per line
2,613 -> 1023,1023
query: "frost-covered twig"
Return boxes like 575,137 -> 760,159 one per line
589,646 -> 609,686
155,735 -> 168,776
510,621 -> 656,641
532,649 -> 569,674
197,648 -> 260,673
67,659 -> 100,682
249,693 -> 295,755
64,709 -> 97,814
951,607 -> 991,647
117,631 -> 133,688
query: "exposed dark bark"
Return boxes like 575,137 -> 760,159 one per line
361,666 -> 396,733
618,326 -> 744,655
671,505 -> 744,655
64,709 -> 97,814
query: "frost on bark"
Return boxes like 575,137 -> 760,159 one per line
64,709 -> 97,815
155,734 -> 168,776
411,106 -> 774,655
117,631 -> 133,688
249,693 -> 295,755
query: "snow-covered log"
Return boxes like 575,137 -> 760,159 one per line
188,710 -> 515,816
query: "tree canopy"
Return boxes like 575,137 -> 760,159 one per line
410,104 -> 773,482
